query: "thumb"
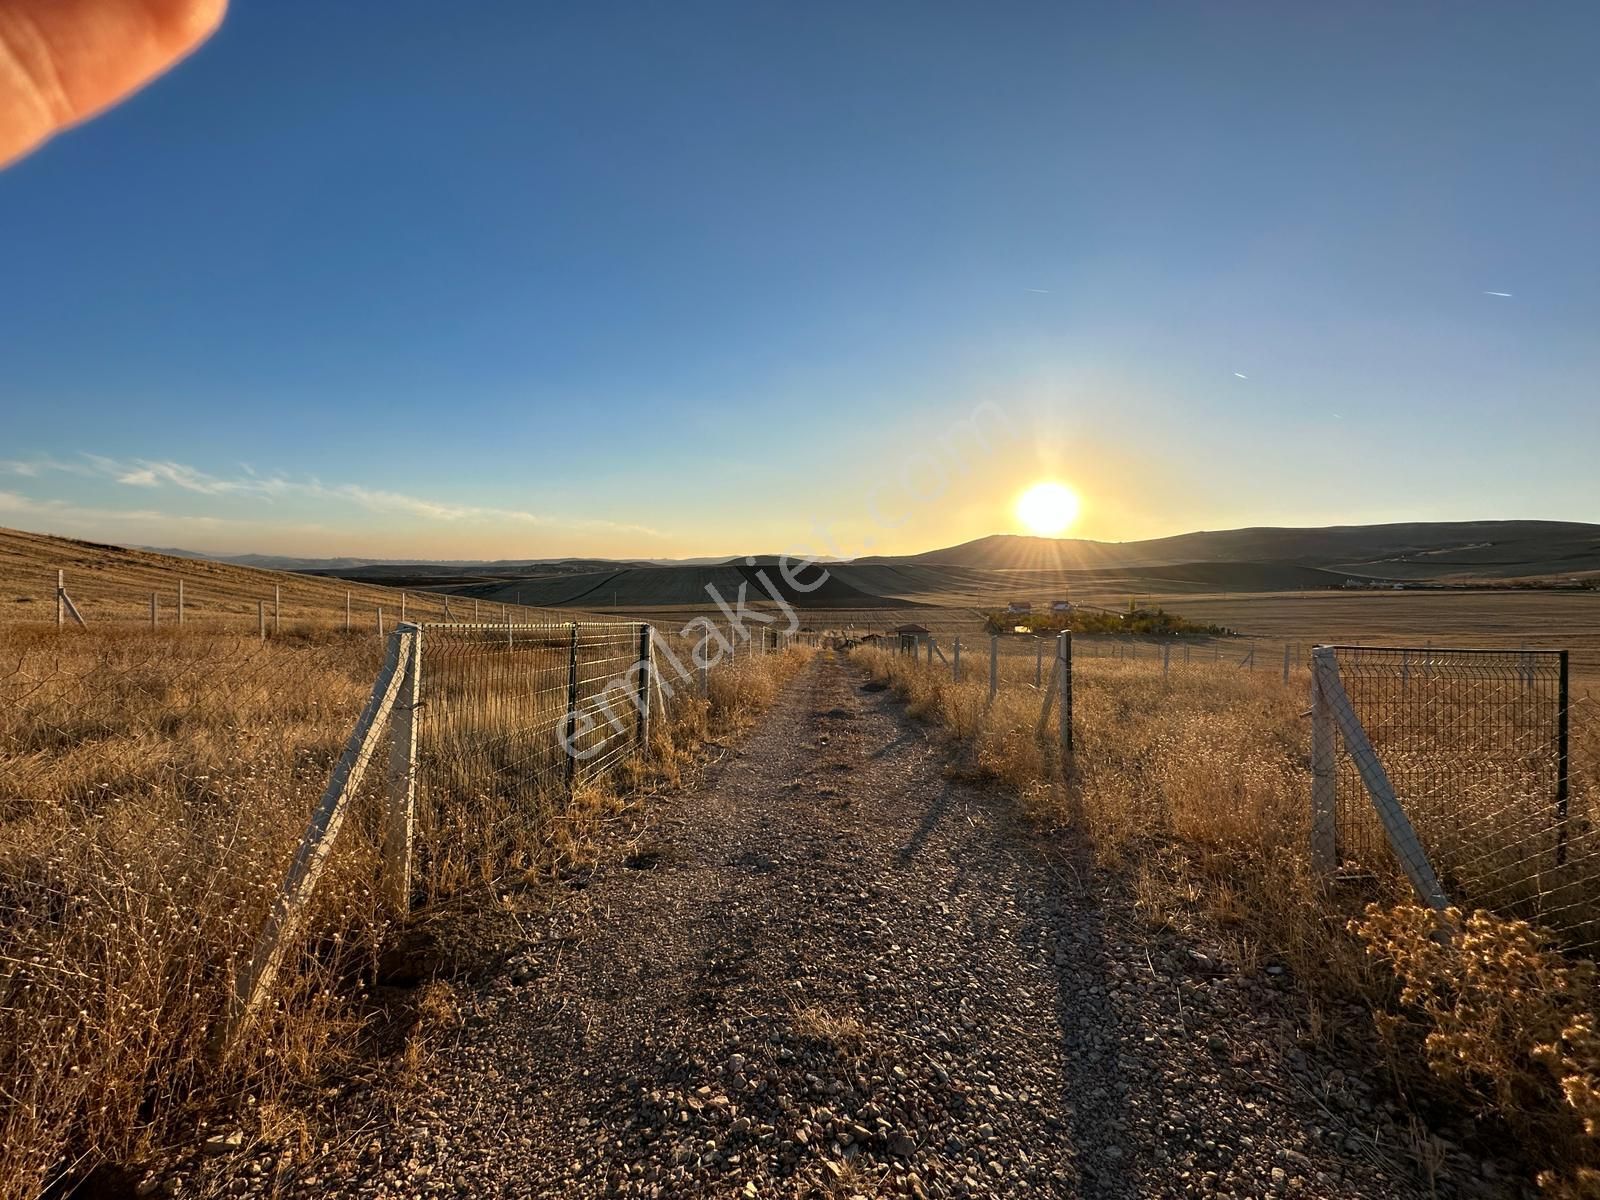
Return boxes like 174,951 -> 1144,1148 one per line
0,0 -> 226,169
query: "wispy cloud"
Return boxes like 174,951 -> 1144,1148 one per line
0,454 -> 667,539
1483,290 -> 1513,297
1233,372 -> 1249,379
0,490 -> 232,528
1025,288 -> 1051,294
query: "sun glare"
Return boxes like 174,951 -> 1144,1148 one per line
1015,481 -> 1080,536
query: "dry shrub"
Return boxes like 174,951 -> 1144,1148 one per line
1353,905 -> 1600,1194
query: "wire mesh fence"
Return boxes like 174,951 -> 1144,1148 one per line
414,621 -> 647,893
0,614 -> 815,1191
851,629 -> 1600,955
1321,645 -> 1598,948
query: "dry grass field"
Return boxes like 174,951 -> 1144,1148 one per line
1154,589 -> 1600,678
0,608 -> 809,1199
0,527 -> 566,631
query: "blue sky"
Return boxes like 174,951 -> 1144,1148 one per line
1,1 -> 1596,559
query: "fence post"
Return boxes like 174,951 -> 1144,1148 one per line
1058,631 -> 1073,767
1558,649 -> 1571,867
274,585 -> 281,635
150,592 -> 157,629
636,624 -> 653,751
400,591 -> 407,624
223,627 -> 413,1046
1035,639 -> 1043,687
178,579 -> 185,627
1282,644 -> 1291,684
953,637 -> 962,682
55,569 -> 89,629
1162,642 -> 1171,684
385,624 -> 422,913
1309,647 -> 1338,876
345,590 -> 351,632
989,635 -> 998,702
258,600 -> 266,640
376,606 -> 383,637
1314,648 -> 1449,912
564,625 -> 580,791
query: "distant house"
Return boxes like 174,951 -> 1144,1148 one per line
1006,601 -> 1032,614
893,622 -> 931,655
1050,599 -> 1072,613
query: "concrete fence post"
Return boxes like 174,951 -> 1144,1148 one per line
953,637 -> 962,682
55,569 -> 90,629
385,625 -> 422,913
1309,647 -> 1338,876
1058,631 -> 1073,767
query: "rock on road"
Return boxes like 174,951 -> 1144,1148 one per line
297,651 -> 1459,1198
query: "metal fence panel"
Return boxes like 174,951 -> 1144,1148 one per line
1326,645 -> 1595,945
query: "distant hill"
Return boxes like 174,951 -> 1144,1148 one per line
22,519 -> 1598,617
885,521 -> 1600,581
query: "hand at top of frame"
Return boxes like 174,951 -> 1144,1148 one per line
0,0 -> 225,168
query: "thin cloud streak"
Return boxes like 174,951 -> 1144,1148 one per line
0,454 -> 669,539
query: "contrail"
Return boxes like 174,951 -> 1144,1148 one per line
1483,290 -> 1513,297
1233,372 -> 1248,379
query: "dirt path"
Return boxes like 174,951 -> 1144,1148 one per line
266,652 -> 1475,1199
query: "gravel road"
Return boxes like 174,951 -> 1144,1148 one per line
186,650 -> 1514,1199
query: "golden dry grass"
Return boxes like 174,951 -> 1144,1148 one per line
0,620 -> 809,1198
0,525 -> 570,630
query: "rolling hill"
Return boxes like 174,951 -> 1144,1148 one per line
889,521 -> 1600,578
11,519 -> 1598,621
421,521 -> 1600,611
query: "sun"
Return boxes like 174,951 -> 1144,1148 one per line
1015,481 -> 1080,536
